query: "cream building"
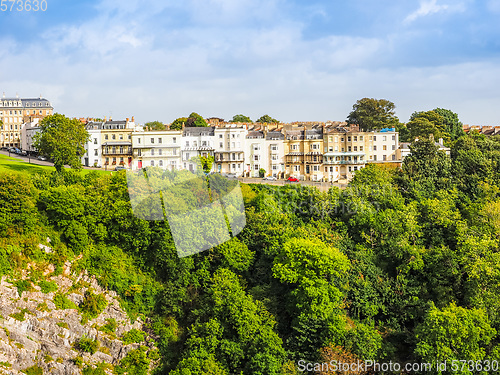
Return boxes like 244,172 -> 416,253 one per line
132,130 -> 182,170
0,95 -> 53,148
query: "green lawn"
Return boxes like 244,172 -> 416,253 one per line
0,154 -> 111,176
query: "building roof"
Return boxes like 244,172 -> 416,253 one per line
266,131 -> 285,140
183,127 -> 215,136
247,131 -> 264,138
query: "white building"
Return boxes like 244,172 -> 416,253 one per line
245,129 -> 266,177
265,129 -> 285,178
20,118 -> 41,152
83,121 -> 103,167
368,128 -> 399,162
214,125 -> 247,175
182,127 -> 216,172
132,130 -> 182,170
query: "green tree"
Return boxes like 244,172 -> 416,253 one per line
433,108 -> 464,141
144,121 -> 165,131
346,98 -> 400,131
407,110 -> 446,142
33,113 -> 89,172
186,112 -> 208,127
256,115 -> 279,124
230,114 -> 252,123
415,303 -> 495,367
170,117 -> 188,130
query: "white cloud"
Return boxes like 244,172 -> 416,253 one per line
404,0 -> 461,23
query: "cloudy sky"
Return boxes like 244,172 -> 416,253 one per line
1,0 -> 500,125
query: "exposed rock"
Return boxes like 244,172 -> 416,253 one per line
0,268 -> 157,375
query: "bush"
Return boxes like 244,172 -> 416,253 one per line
53,292 -> 77,310
99,318 -> 117,334
76,335 -> 99,354
14,279 -> 34,297
122,328 -> 145,344
78,290 -> 107,321
114,347 -> 150,375
38,280 -> 58,293
23,365 -> 43,375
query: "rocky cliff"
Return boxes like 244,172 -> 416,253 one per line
0,259 -> 158,374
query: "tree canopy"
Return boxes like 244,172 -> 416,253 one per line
407,110 -> 447,142
144,121 -> 166,131
230,114 -> 252,123
170,117 -> 188,130
33,113 -> 89,173
346,98 -> 400,131
256,115 -> 279,124
186,112 -> 208,127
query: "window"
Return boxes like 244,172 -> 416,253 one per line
173,149 -> 177,155
271,144 -> 278,151
392,135 -> 396,140
359,136 -> 363,141
254,155 -> 259,161
373,155 -> 377,161
383,155 -> 387,161
219,134 -> 223,138
119,147 -> 124,153
128,134 -> 131,140
94,150 -> 98,156
383,136 -> 387,141
348,146 -> 351,152
173,137 -> 176,143
105,135 -> 108,140
159,149 -> 163,155
151,160 -> 155,166
383,145 -> 387,150
348,136 -> 351,142
151,138 -> 154,144
294,165 -> 300,172
159,138 -> 162,144
159,160 -> 163,166
220,142 -> 223,148
119,134 -> 123,140
185,141 -> 189,147
94,138 -> 97,144
392,145 -> 395,150
138,138 -> 141,144
392,155 -> 396,160
348,166 -> 352,172
137,149 -> 142,156
112,134 -> 116,140
341,137 -> 344,142
120,157 -> 124,163
203,141 -> 207,146
373,145 -> 377,151
254,164 -> 259,170
360,146 -> 363,151
353,136 -> 357,141
373,136 -> 377,141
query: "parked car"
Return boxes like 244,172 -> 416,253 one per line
19,151 -> 27,156
114,165 -> 126,171
37,155 -> 47,161
263,176 -> 277,181
287,176 -> 299,182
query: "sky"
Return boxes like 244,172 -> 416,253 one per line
1,0 -> 500,125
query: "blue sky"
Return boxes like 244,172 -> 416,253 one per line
1,0 -> 500,125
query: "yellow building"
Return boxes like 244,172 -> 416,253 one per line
0,95 -> 53,148
100,120 -> 135,168
284,124 -> 323,181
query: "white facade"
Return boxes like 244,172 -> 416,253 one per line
245,131 -> 267,177
82,122 -> 102,167
181,127 -> 216,172
20,118 -> 40,152
132,130 -> 182,170
368,129 -> 399,162
214,126 -> 246,175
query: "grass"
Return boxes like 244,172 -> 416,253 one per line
0,153 -> 110,176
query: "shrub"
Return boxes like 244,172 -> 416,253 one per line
99,318 -> 117,334
57,322 -> 69,329
78,290 -> 107,321
53,292 -> 77,310
76,335 -> 99,354
38,280 -> 58,293
36,302 -> 50,312
24,365 -> 43,375
14,279 -> 34,297
121,328 -> 145,344
114,347 -> 150,375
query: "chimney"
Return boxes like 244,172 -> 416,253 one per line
131,116 -> 135,122
438,138 -> 444,145
104,116 -> 107,121
126,118 -> 129,122
2,92 -> 5,98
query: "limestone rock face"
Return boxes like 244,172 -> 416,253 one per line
0,270 -> 157,375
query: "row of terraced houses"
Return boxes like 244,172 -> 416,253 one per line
3,95 -> 450,182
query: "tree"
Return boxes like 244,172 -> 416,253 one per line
256,115 -> 279,124
144,121 -> 165,131
407,110 -> 446,142
33,114 -> 89,172
415,302 -> 495,364
186,112 -> 208,127
346,98 -> 400,131
433,108 -> 464,141
170,117 -> 188,130
230,114 -> 252,123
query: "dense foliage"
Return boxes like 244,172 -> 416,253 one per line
1,130 -> 500,374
